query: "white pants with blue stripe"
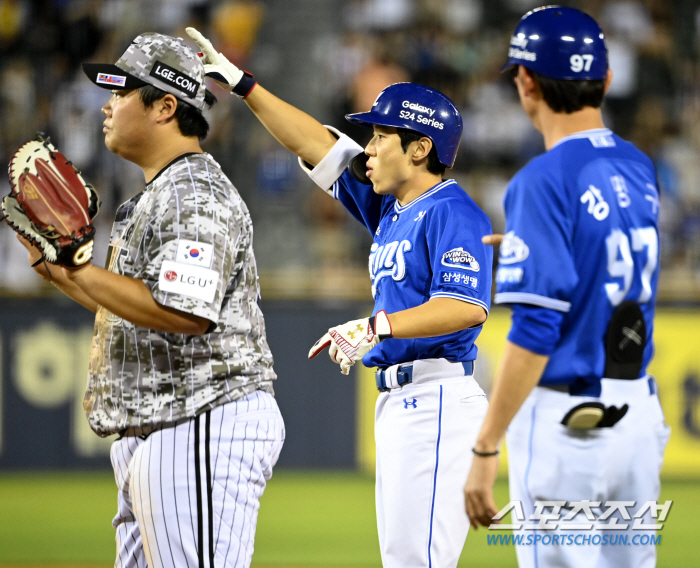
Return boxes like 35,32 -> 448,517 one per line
110,390 -> 285,568
507,377 -> 670,568
375,360 -> 488,568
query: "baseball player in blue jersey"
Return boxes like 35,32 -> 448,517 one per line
464,7 -> 669,568
187,28 -> 492,568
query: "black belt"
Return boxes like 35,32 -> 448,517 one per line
541,376 -> 657,397
375,360 -> 474,392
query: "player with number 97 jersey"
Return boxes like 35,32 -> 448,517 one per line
495,128 -> 659,396
464,7 -> 669,568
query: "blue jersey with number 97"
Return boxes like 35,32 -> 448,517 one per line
494,128 -> 660,391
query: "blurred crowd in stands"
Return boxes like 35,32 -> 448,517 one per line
0,0 -> 698,301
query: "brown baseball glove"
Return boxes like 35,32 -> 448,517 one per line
1,133 -> 100,268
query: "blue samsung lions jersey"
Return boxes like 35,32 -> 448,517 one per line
331,172 -> 493,368
495,128 -> 660,391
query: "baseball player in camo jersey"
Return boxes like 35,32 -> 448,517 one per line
186,28 -> 492,568
19,33 -> 284,568
464,7 -> 670,568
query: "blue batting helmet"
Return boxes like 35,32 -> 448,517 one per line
345,83 -> 463,168
502,5 -> 608,80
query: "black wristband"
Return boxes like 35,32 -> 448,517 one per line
232,71 -> 257,98
368,314 -> 391,341
472,448 -> 499,457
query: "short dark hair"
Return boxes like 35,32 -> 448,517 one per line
138,85 -> 217,139
396,128 -> 446,176
529,68 -> 605,114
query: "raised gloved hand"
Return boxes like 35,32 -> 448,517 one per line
185,27 -> 257,98
1,133 -> 100,269
308,310 -> 392,375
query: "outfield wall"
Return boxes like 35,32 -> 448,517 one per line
0,298 -> 699,478
0,299 -> 368,470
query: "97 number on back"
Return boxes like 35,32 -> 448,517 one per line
605,227 -> 658,306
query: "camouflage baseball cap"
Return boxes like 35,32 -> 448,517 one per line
82,32 -> 206,110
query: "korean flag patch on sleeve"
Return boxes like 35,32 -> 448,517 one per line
176,239 -> 213,268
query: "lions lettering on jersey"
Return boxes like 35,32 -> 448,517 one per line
333,173 -> 493,369
369,240 -> 412,298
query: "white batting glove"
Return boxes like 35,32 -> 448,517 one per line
185,27 -> 257,98
309,310 -> 393,375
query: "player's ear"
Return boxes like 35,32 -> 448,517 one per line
155,94 -> 178,123
412,137 -> 433,163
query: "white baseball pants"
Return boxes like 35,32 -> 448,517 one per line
375,359 -> 489,568
507,376 -> 670,568
110,390 -> 284,568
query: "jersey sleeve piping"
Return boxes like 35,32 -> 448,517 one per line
430,292 -> 490,314
494,292 -> 571,312
297,125 -> 364,194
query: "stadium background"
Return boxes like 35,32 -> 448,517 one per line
0,0 -> 698,566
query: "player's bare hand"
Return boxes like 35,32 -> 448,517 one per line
308,311 -> 392,375
185,27 -> 244,92
464,453 -> 500,529
481,234 -> 504,246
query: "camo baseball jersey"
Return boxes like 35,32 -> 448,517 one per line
85,152 -> 276,436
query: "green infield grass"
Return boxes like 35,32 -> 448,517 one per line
0,471 -> 696,567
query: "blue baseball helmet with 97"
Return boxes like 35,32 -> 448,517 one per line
502,5 -> 608,80
345,83 -> 463,168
